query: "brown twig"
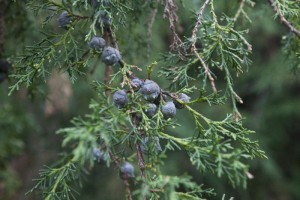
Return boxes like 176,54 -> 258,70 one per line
191,0 -> 210,52
190,0 -> 217,93
268,0 -> 300,38
109,151 -> 133,200
163,0 -> 182,49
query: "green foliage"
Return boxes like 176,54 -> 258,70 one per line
3,0 -> 299,199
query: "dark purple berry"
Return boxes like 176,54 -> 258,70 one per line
139,80 -> 160,102
58,11 -> 71,29
88,36 -> 106,50
101,47 -> 121,65
144,103 -> 157,118
161,102 -> 176,119
131,78 -> 143,90
120,162 -> 134,177
93,148 -> 104,162
174,93 -> 190,109
113,90 -> 128,108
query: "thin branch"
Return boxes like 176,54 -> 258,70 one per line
109,151 -> 133,200
268,0 -> 300,38
190,0 -> 217,93
233,0 -> 245,22
191,0 -> 210,52
163,0 -> 182,49
194,51 -> 217,93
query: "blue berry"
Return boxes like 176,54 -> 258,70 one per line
93,148 -> 104,162
120,162 -> 135,177
140,136 -> 162,154
113,90 -> 128,108
174,93 -> 190,109
161,102 -> 176,119
131,78 -> 143,90
144,103 -> 157,118
88,36 -> 106,50
101,47 -> 121,65
139,80 -> 160,102
58,11 -> 71,29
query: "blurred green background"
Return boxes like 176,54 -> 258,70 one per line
0,1 -> 299,199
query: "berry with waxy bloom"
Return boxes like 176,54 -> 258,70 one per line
113,90 -> 128,108
88,36 -> 106,50
144,103 -> 157,118
139,80 -> 160,102
93,148 -> 104,162
58,11 -> 71,29
131,77 -> 143,90
120,162 -> 135,177
161,101 -> 176,119
174,93 -> 191,109
101,47 -> 121,65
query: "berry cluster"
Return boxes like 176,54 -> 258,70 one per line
112,77 -> 191,158
58,1 -> 120,66
113,77 -> 191,119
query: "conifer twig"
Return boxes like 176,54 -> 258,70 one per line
233,0 -> 245,22
191,0 -> 217,93
109,151 -> 133,200
163,0 -> 182,49
268,0 -> 300,38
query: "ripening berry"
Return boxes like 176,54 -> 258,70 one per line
120,162 -> 135,177
58,11 -> 71,29
113,90 -> 128,108
174,93 -> 191,109
161,101 -> 176,119
140,136 -> 162,154
131,78 -> 143,90
93,148 -> 104,162
88,36 -> 106,50
101,47 -> 121,65
144,103 -> 157,118
139,80 -> 160,102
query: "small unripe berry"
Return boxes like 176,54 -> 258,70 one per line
113,90 -> 128,108
58,11 -> 71,29
93,148 -> 104,162
120,162 -> 135,177
139,80 -> 160,102
101,47 -> 121,65
131,78 -> 143,90
144,103 -> 157,118
174,93 -> 191,109
88,36 -> 106,50
161,102 -> 176,119
140,136 -> 162,154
